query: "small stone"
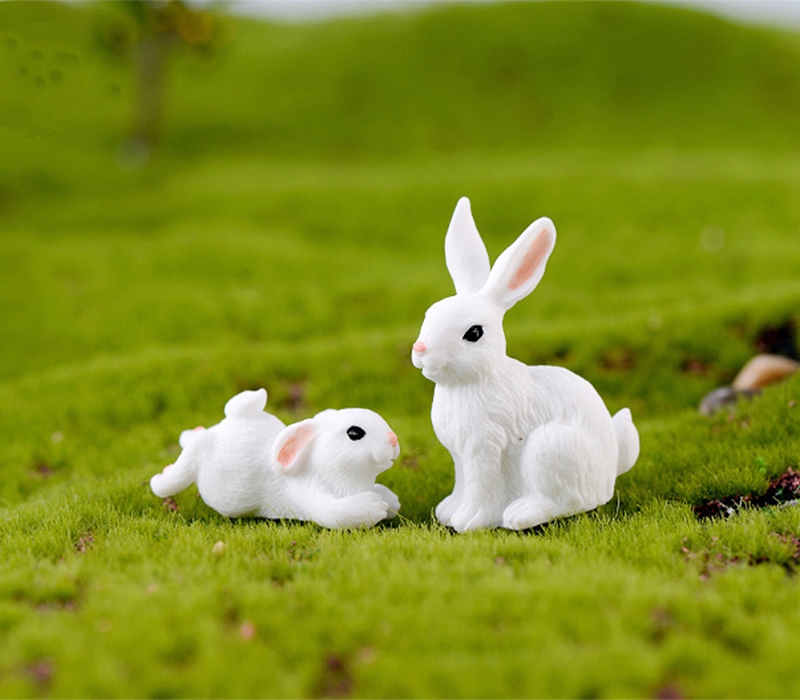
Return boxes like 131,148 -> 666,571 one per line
212,541 -> 226,557
732,354 -> 799,391
698,386 -> 759,416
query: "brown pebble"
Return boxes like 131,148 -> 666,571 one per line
732,354 -> 799,391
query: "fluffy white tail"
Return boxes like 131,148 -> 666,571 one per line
612,408 -> 639,476
224,388 -> 268,419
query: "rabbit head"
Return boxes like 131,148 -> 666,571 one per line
412,197 -> 556,384
271,408 -> 400,494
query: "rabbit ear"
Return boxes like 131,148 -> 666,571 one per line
272,419 -> 315,474
480,217 -> 556,310
445,197 -> 491,295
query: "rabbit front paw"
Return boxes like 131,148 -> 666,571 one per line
320,491 -> 389,529
346,491 -> 390,528
435,493 -> 461,525
373,484 -> 400,518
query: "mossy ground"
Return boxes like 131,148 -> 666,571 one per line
1,1 -> 800,697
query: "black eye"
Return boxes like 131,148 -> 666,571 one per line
346,426 -> 366,441
462,325 -> 484,343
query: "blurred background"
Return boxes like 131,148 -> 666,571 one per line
2,0 -> 800,421
235,0 -> 800,25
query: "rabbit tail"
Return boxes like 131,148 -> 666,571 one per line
612,408 -> 639,476
150,433 -> 204,498
224,388 -> 268,420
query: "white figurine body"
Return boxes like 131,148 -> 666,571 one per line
150,388 -> 401,529
412,198 -> 639,532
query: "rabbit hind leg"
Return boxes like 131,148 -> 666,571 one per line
503,422 -> 613,529
150,450 -> 198,498
502,494 -> 562,530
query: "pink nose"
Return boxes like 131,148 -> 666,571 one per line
388,431 -> 398,448
413,341 -> 426,354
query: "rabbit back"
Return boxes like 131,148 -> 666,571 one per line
432,360 -> 615,452
195,413 -> 285,517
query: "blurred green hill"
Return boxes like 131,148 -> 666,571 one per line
205,0 -> 800,157
3,0 -> 800,175
2,0 -> 800,395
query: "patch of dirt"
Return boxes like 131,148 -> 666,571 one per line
526,345 -> 573,366
23,659 -> 55,690
693,467 -> 800,520
752,533 -> 800,570
30,462 -> 56,479
755,319 -> 798,360
689,468 -> 800,575
400,455 -> 420,471
599,346 -> 636,371
681,356 -> 714,377
74,531 -> 94,554
286,382 -> 306,413
315,654 -> 354,699
764,467 -> 800,502
655,683 -> 686,700
681,537 -> 739,580
36,599 -> 77,613
682,533 -> 800,579
161,496 -> 180,512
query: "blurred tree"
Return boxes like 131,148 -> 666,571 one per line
100,0 -> 224,165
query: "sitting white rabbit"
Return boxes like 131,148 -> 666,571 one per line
150,388 -> 401,529
411,198 -> 639,532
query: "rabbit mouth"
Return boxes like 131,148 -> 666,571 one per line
383,443 -> 401,464
421,366 -> 439,381
421,362 -> 450,382
412,353 -> 447,380
373,457 -> 396,474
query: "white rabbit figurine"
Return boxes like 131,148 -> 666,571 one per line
150,388 -> 401,529
411,198 -> 639,532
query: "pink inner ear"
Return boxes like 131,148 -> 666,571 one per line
509,232 -> 551,291
276,424 -> 314,469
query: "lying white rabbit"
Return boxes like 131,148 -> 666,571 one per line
150,388 -> 401,529
411,198 -> 639,532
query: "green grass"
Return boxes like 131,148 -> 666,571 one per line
1,1 -> 800,696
